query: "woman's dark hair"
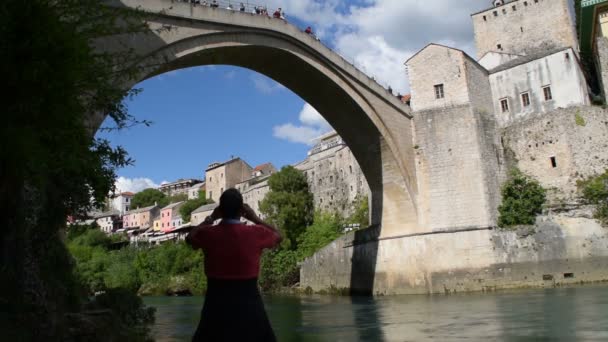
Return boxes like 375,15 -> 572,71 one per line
219,188 -> 243,219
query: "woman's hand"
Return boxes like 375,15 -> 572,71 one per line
241,203 -> 260,223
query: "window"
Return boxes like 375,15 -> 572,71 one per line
497,44 -> 502,50
520,27 -> 524,33
493,10 -> 498,16
543,86 -> 553,101
521,92 -> 530,107
512,5 -> 516,11
565,52 -> 570,60
434,84 -> 445,99
126,198 -> 130,203
550,157 -> 557,168
349,165 -> 353,174
500,99 -> 509,112
330,176 -> 333,183
502,8 -> 506,14
483,15 -> 487,21
524,1 -> 528,6
209,176 -> 212,182
221,173 -> 223,178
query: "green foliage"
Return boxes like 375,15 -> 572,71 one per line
67,230 -> 207,296
260,166 -> 314,249
347,195 -> 370,228
498,169 -> 547,228
0,0 -> 155,337
259,211 -> 343,291
575,112 -> 586,126
578,170 -> 608,225
180,192 -> 210,222
296,212 -> 343,260
168,193 -> 189,204
131,188 -> 168,209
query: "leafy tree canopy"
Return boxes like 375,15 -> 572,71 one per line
260,166 -> 314,249
180,191 -> 210,222
498,169 -> 546,228
131,188 -> 168,209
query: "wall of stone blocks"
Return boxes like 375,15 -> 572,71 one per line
489,48 -> 590,127
502,106 -> 608,203
295,145 -> 371,218
407,45 -> 471,112
413,104 -> 504,231
300,212 -> 608,295
472,0 -> 578,59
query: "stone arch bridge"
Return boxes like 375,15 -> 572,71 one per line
101,0 -> 421,239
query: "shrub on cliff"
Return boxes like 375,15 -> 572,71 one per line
578,170 -> 608,225
498,169 -> 546,227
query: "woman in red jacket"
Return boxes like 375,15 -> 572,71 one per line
187,188 -> 283,342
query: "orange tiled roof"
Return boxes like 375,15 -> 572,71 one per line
401,94 -> 411,103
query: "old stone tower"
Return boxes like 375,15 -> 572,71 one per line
471,0 -> 578,59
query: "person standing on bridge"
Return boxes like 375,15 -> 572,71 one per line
186,189 -> 282,341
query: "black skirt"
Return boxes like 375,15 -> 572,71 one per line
192,278 -> 276,342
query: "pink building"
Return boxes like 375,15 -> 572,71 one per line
160,202 -> 185,232
121,205 -> 159,230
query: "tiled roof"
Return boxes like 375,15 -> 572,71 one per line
161,201 -> 185,210
192,203 -> 219,214
401,94 -> 411,103
254,163 -> 272,171
121,192 -> 135,196
124,205 -> 157,215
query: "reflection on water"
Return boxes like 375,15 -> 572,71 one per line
145,285 -> 608,341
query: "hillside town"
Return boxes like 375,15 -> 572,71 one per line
73,130 -> 370,244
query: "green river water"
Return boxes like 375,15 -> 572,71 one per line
144,285 -> 608,341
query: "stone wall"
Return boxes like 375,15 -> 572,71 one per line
237,176 -> 271,217
472,0 -> 578,59
502,106 -> 608,203
295,144 -> 370,217
413,105 -> 504,231
407,45 -> 471,112
300,212 -> 608,295
489,48 -> 590,126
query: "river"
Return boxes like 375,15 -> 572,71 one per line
144,285 -> 608,341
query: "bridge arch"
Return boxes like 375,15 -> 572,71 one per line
101,0 -> 421,236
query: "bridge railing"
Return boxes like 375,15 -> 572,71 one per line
170,0 -> 405,100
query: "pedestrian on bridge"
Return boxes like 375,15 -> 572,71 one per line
186,189 -> 282,342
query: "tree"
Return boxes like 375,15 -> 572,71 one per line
347,195 -> 369,228
131,188 -> 168,209
259,166 -> 314,249
578,169 -> 608,225
180,191 -> 210,222
296,212 -> 343,260
0,0 -> 151,338
498,169 -> 547,227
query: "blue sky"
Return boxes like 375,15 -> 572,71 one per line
96,0 -> 531,192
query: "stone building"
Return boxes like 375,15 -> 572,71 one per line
403,0 -> 603,229
159,178 -> 203,197
122,205 -> 159,230
95,211 -> 120,234
187,182 -> 206,200
578,0 -> 608,99
471,0 -> 577,59
406,44 -> 503,230
294,131 -> 370,216
205,158 -> 253,202
191,203 -> 219,226
235,163 -> 277,217
110,192 -> 134,215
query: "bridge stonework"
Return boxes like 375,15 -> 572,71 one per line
100,0 -> 506,294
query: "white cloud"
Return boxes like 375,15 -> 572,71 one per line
273,103 -> 332,145
114,177 -> 160,193
251,74 -> 285,94
273,123 -> 325,145
260,0 -> 488,94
